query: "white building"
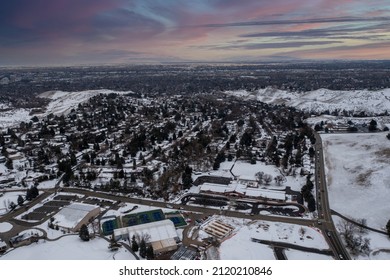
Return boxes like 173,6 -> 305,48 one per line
200,181 -> 287,201
53,203 -> 101,232
114,219 -> 178,254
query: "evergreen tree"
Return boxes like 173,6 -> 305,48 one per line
307,195 -> 316,212
79,224 -> 90,241
182,165 -> 193,189
31,186 -> 39,198
70,152 -> 77,166
9,201 -> 16,211
131,235 -> 139,252
139,238 -> 146,258
26,188 -> 33,201
146,245 -> 154,259
5,158 -> 13,170
368,119 -> 377,131
386,220 -> 390,237
213,160 -> 220,170
17,195 -> 24,206
130,173 -> 136,183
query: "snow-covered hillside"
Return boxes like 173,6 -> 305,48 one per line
0,89 -> 133,127
39,89 -> 132,116
225,88 -> 390,116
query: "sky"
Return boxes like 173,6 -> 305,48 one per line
0,0 -> 389,66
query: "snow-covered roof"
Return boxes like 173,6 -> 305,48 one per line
240,187 -> 286,201
200,181 -> 286,200
199,183 -> 233,193
114,219 -> 178,243
53,203 -> 100,230
239,175 -> 257,181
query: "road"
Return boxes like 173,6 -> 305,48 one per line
66,188 -> 316,227
2,156 -> 344,258
252,238 -> 334,257
181,193 -> 306,216
314,131 -> 350,260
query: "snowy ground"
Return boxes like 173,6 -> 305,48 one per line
284,249 -> 333,260
0,235 -> 135,260
0,222 -> 12,233
203,216 -> 330,260
322,133 -> 390,230
332,216 -> 390,260
0,191 -> 24,216
231,161 -> 279,181
322,133 -> 390,259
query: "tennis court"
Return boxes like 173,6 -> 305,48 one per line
168,216 -> 187,227
101,218 -> 120,235
122,209 -> 165,227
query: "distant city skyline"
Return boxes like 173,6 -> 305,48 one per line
0,0 -> 389,66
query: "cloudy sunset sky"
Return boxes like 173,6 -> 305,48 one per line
1,0 -> 389,66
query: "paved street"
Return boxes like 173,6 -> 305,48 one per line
314,132 -> 350,260
0,146 -> 349,260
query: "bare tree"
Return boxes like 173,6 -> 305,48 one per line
274,175 -> 284,186
338,219 -> 370,256
263,174 -> 273,185
255,171 -> 264,183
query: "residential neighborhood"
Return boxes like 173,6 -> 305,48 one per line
0,62 -> 389,261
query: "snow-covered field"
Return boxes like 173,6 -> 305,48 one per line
231,161 -> 279,181
0,235 -> 135,260
206,217 -> 330,260
225,88 -> 390,116
321,133 -> 390,257
322,132 -> 390,230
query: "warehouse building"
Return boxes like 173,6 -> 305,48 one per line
53,203 -> 101,232
114,219 -> 178,254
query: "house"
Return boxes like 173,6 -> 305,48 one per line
9,232 -> 39,248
